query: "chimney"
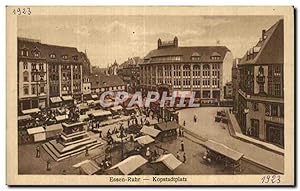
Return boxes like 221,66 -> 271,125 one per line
158,38 -> 162,49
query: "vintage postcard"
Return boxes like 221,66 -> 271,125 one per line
6,6 -> 294,186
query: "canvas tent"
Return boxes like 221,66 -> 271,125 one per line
153,153 -> 182,171
109,155 -> 147,175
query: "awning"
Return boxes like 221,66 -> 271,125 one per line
135,135 -> 155,146
50,96 -> 62,103
91,110 -> 112,117
153,154 -> 182,171
91,94 -> 98,99
22,108 -> 41,115
18,115 -> 32,121
79,114 -> 89,122
86,100 -> 94,105
155,121 -> 181,131
110,105 -> 123,111
73,160 -> 101,175
204,140 -> 244,161
55,115 -> 68,122
62,95 -> 73,101
109,155 -> 148,175
27,126 -> 45,135
77,104 -> 89,110
140,126 -> 161,138
45,123 -> 63,132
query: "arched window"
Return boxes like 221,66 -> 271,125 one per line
23,71 -> 29,82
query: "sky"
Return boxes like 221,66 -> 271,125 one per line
18,15 -> 282,68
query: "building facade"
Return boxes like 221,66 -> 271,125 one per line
18,38 -> 84,112
232,58 -> 240,112
236,19 -> 284,148
118,57 -> 143,93
140,37 -> 233,105
89,73 -> 126,96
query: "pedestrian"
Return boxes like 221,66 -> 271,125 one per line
178,128 -> 182,137
99,130 -> 102,138
176,151 -> 180,160
127,119 -> 130,127
46,159 -> 51,171
180,140 -> 185,152
183,152 -> 186,163
183,120 -> 186,126
96,121 -> 100,128
140,117 -> 143,125
181,129 -> 184,137
36,146 -> 40,158
194,115 -> 197,123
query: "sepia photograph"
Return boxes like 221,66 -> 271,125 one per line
6,6 -> 294,186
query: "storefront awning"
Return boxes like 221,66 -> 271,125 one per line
109,155 -> 147,175
62,95 -> 73,101
27,126 -> 45,135
22,108 -> 41,115
50,96 -> 62,103
153,153 -> 182,171
18,115 -> 32,121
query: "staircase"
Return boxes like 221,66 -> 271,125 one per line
42,131 -> 103,161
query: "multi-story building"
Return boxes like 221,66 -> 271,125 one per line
224,81 -> 233,99
118,57 -> 143,93
18,38 -> 84,112
17,38 -> 48,112
232,58 -> 240,112
140,37 -> 233,105
107,60 -> 119,76
236,19 -> 284,148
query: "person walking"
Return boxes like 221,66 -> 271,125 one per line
181,129 -> 184,137
99,130 -> 102,138
176,151 -> 180,160
194,115 -> 197,123
183,120 -> 186,126
180,140 -> 185,152
183,152 -> 187,163
36,146 -> 40,158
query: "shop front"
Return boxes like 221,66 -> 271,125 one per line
266,122 -> 284,148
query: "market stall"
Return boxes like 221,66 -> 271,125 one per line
140,126 -> 161,139
109,155 -> 148,175
154,121 -> 181,142
27,126 -> 46,142
152,153 -> 182,174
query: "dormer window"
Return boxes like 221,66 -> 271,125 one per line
32,47 -> 40,58
50,53 -> 56,59
73,56 -> 78,61
21,49 -> 29,57
211,56 -> 221,60
210,52 -> 221,60
62,55 -> 68,60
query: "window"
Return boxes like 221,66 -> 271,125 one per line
23,71 -> 29,82
23,62 -> 28,70
40,86 -> 45,94
31,74 -> 35,82
50,53 -> 56,59
39,64 -> 44,71
21,49 -> 28,57
32,86 -> 36,95
33,51 -> 39,57
32,63 -> 36,70
24,86 -> 29,95
62,55 -> 68,60
252,102 -> 259,111
265,104 -> 270,116
73,56 -> 78,61
271,104 -> 278,116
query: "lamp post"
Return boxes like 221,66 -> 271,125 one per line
243,108 -> 249,134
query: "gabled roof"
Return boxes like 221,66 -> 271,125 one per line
144,46 -> 230,63
89,73 -> 126,89
239,19 -> 283,65
18,37 -> 83,63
